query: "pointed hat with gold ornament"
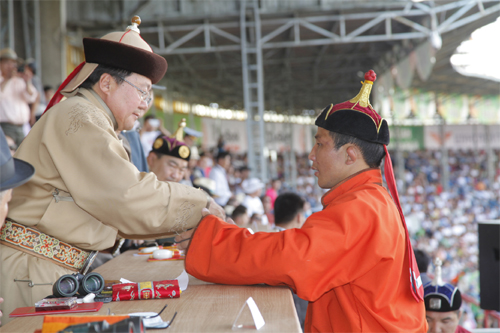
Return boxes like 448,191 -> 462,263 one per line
315,70 -> 424,303
44,16 -> 167,114
315,70 -> 389,145
151,118 -> 191,162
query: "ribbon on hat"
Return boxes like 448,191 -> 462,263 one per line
384,145 -> 424,302
43,61 -> 86,115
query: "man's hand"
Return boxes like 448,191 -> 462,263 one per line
174,208 -> 211,250
175,228 -> 195,251
207,197 -> 225,220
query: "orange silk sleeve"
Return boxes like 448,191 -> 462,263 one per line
185,194 -> 404,303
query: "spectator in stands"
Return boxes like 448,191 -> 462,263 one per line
424,259 -> 470,333
234,166 -> 251,195
147,120 -> 191,183
262,195 -> 274,225
210,151 -> 233,206
272,192 -> 308,330
193,177 -> 217,197
139,112 -> 170,156
415,249 -> 432,286
273,192 -> 306,231
0,48 -> 38,146
231,204 -> 249,227
192,151 -> 208,180
24,59 -> 44,126
241,178 -> 267,225
0,127 -> 35,325
265,178 -> 282,208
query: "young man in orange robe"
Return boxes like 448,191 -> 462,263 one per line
176,70 -> 427,332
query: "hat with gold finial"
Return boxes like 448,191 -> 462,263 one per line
151,118 -> 191,162
316,70 -> 424,303
423,258 -> 462,312
315,70 -> 389,145
44,16 -> 167,113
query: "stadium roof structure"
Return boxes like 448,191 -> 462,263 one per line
65,0 -> 500,115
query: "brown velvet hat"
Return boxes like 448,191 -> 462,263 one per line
45,16 -> 167,112
151,119 -> 191,162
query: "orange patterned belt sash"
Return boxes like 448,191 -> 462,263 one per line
0,219 -> 90,271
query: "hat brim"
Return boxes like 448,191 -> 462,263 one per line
244,184 -> 264,194
0,158 -> 35,191
61,62 -> 99,94
83,38 -> 168,84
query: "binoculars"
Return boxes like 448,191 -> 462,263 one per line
52,272 -> 105,298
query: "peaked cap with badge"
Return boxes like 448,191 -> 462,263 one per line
316,70 -> 424,303
151,118 -> 191,162
44,16 -> 168,113
424,258 -> 462,312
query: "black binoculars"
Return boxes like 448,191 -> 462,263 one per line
52,272 -> 105,298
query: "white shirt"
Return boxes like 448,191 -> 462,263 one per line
209,164 -> 232,206
242,195 -> 269,225
140,130 -> 161,157
0,76 -> 38,125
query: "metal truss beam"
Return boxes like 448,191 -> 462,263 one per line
137,0 -> 500,56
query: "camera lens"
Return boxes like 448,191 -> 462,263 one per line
53,274 -> 79,297
78,272 -> 104,296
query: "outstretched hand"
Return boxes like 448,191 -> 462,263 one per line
175,206 -> 236,251
207,197 -> 226,220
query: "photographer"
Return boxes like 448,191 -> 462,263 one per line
0,49 -> 38,146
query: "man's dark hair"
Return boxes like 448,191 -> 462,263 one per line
274,192 -> 305,226
217,151 -> 230,161
414,249 -> 430,273
329,131 -> 385,168
231,205 -> 247,219
80,64 -> 132,90
43,85 -> 53,92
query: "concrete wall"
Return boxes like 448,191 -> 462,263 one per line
40,0 -> 66,88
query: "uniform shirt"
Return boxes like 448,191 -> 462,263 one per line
0,76 -> 38,125
209,164 -> 232,206
185,169 -> 427,332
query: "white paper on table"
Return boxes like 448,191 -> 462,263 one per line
175,269 -> 189,291
232,296 -> 265,330
120,278 -> 134,284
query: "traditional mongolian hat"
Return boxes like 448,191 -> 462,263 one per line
424,258 -> 462,312
151,119 -> 191,162
316,70 -> 424,302
44,16 -> 167,113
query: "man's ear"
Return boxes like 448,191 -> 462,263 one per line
345,145 -> 359,165
97,73 -> 113,96
146,152 -> 157,166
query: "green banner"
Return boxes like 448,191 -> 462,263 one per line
387,126 -> 424,150
471,95 -> 500,124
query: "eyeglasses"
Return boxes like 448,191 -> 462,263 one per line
119,76 -> 152,105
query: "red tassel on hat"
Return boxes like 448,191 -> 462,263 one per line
42,61 -> 86,115
384,145 -> 424,302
